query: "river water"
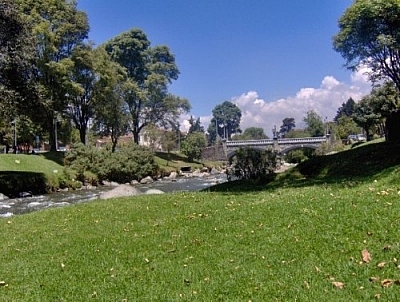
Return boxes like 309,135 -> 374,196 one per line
0,173 -> 227,218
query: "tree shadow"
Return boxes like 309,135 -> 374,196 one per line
0,171 -> 48,198
38,151 -> 65,166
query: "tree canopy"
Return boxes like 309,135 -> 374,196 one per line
0,0 -> 37,119
233,127 -> 268,140
279,118 -> 296,136
303,110 -> 325,137
103,28 -> 190,144
15,0 -> 89,150
333,0 -> 400,89
208,101 -> 242,142
333,0 -> 400,142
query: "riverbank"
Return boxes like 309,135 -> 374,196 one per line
1,141 -> 400,300
0,151 -> 224,198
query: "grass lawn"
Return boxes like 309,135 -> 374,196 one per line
1,141 -> 400,301
0,152 -> 66,196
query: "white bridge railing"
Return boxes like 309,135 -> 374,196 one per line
226,136 -> 327,147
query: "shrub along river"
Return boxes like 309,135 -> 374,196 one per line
0,173 -> 227,218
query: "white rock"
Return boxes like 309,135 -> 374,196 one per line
145,189 -> 165,195
0,193 -> 9,200
99,184 -> 141,200
140,176 -> 154,184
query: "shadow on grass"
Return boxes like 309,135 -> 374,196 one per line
205,141 -> 400,194
155,151 -> 203,165
0,171 -> 48,197
38,151 -> 65,166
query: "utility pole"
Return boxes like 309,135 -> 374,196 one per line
12,118 -> 17,153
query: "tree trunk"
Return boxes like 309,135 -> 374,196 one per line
79,127 -> 86,145
386,110 -> 400,142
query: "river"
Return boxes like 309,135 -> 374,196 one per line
0,173 -> 227,218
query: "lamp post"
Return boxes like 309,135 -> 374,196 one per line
54,111 -> 58,151
12,119 -> 17,153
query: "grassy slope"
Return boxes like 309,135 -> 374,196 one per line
1,142 -> 400,301
0,153 -> 65,196
0,153 -> 63,173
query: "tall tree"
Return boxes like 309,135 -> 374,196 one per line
352,95 -> 381,140
303,110 -> 325,137
61,44 -> 98,144
359,82 -> 399,139
208,101 -> 242,142
16,0 -> 89,150
0,0 -> 38,126
333,0 -> 400,141
279,118 -> 296,136
181,132 -> 207,162
334,98 -> 356,122
92,49 -> 131,152
188,115 -> 204,134
103,28 -> 190,144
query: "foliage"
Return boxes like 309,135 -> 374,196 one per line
333,0 -> 400,89
180,132 -> 207,162
333,0 -> 400,141
366,82 -> 400,140
303,110 -> 325,137
232,127 -> 268,140
2,142 -> 400,300
103,28 -> 190,144
229,147 -> 278,180
334,98 -> 355,122
352,95 -> 382,139
64,143 -> 158,184
279,117 -> 296,136
0,153 -> 70,196
62,43 -> 99,145
160,130 -> 178,155
187,115 -> 204,134
208,101 -> 242,143
284,149 -> 308,164
15,0 -> 89,151
92,48 -> 131,152
335,115 -> 361,139
285,129 -> 311,138
0,0 -> 38,119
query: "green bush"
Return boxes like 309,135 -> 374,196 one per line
181,132 -> 207,162
64,142 -> 159,184
228,147 -> 278,180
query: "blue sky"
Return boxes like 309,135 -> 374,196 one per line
77,0 -> 371,134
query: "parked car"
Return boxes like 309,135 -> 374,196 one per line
348,134 -> 366,142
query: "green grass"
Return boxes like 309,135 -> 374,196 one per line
0,152 -> 66,196
1,141 -> 400,301
0,152 -> 64,174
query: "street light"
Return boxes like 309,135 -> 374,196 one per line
54,111 -> 58,151
11,119 -> 17,153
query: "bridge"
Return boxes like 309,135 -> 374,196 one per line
225,136 -> 330,160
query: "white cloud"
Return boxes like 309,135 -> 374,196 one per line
229,71 -> 371,136
179,69 -> 372,136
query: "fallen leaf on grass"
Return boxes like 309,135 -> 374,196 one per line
332,281 -> 345,289
369,277 -> 379,282
377,262 -> 386,268
362,249 -> 371,263
381,279 -> 393,287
